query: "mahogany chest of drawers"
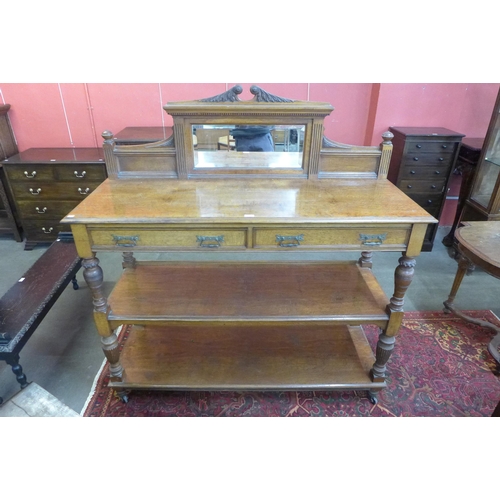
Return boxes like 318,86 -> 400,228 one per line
2,148 -> 106,249
387,127 -> 464,251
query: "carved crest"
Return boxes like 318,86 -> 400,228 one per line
199,85 -> 243,102
198,85 -> 294,103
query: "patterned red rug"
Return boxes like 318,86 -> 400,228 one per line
82,311 -> 500,417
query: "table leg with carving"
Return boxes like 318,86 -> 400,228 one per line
82,256 -> 128,402
368,253 -> 416,403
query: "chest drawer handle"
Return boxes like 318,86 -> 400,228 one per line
434,170 -> 441,175
24,171 -> 37,178
413,157 -> 419,161
407,185 -> 412,189
427,200 -> 433,205
78,187 -> 90,195
416,144 -> 422,149
410,170 -> 416,175
35,206 -> 47,214
359,233 -> 387,246
74,170 -> 87,178
29,188 -> 41,195
438,157 -> 444,161
442,145 -> 448,149
276,234 -> 304,247
431,185 -> 437,189
112,235 -> 139,247
42,227 -> 53,234
196,235 -> 224,248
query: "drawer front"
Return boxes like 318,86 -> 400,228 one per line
405,141 -> 457,154
89,228 -> 248,250
5,165 -> 55,181
399,178 -> 447,194
402,152 -> 454,168
23,219 -> 68,241
10,181 -> 103,200
406,193 -> 443,211
400,165 -> 451,179
16,200 -> 80,220
54,164 -> 106,181
253,226 -> 411,249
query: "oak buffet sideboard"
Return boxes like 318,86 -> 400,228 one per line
62,85 -> 436,403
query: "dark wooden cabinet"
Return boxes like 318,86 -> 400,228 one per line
2,148 -> 106,249
0,104 -> 22,242
388,127 -> 464,251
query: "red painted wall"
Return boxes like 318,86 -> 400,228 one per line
0,83 -> 498,152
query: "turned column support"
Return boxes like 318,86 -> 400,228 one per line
371,253 -> 416,384
82,256 -> 123,380
358,251 -> 373,268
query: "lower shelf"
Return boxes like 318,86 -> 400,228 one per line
109,323 -> 385,392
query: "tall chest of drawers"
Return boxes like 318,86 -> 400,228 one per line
387,127 -> 464,251
1,148 -> 106,249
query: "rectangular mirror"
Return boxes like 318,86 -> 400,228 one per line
192,124 -> 305,170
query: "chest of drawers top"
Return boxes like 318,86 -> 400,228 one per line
2,147 -> 104,167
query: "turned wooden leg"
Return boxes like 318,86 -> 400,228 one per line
82,256 -> 123,381
358,251 -> 373,268
371,253 -> 416,384
7,355 -> 28,389
443,253 -> 472,312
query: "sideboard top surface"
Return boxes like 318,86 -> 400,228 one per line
63,178 -> 437,225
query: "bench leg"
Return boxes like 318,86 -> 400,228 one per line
7,355 -> 28,389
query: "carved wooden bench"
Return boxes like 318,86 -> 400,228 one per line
0,233 -> 81,405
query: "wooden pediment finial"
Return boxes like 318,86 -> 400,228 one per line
199,85 -> 243,102
382,131 -> 394,144
249,85 -> 294,103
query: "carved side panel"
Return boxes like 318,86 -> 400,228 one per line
308,121 -> 325,177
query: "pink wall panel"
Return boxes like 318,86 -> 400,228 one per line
1,83 -> 499,151
309,83 -> 372,145
0,83 -> 74,150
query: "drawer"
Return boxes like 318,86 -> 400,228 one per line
253,226 -> 411,249
406,193 -> 443,210
399,178 -> 447,194
10,181 -> 103,200
405,141 -> 457,154
54,164 -> 106,181
23,219 -> 68,241
5,165 -> 55,181
402,152 -> 454,168
400,165 -> 451,179
16,200 -> 80,220
88,227 -> 248,250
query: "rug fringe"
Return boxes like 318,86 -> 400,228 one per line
79,325 -> 123,416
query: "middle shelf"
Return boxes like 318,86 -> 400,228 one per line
106,260 -> 390,326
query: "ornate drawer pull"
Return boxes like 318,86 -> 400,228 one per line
35,206 -> 47,214
74,170 -> 86,178
359,233 -> 387,246
24,171 -> 37,178
42,227 -> 53,234
29,188 -> 41,195
276,234 -> 304,247
112,235 -> 139,247
78,187 -> 90,195
196,235 -> 224,248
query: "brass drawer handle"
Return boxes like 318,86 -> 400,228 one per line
35,206 -> 47,214
29,188 -> 41,195
276,234 -> 304,247
24,171 -> 37,178
112,235 -> 139,247
42,227 -> 53,234
78,187 -> 90,195
196,235 -> 224,248
359,233 -> 387,246
74,170 -> 86,178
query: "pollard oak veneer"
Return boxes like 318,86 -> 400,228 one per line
63,85 -> 436,403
